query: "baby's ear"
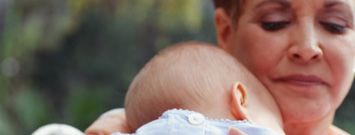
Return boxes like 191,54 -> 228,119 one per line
230,82 -> 250,121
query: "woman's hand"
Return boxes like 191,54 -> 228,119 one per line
85,109 -> 131,135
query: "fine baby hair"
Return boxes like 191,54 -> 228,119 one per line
124,41 -> 283,134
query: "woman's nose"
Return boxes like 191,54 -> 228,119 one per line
288,24 -> 323,63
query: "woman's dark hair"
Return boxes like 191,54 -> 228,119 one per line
212,0 -> 245,24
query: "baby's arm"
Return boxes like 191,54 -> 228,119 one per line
85,108 -> 131,135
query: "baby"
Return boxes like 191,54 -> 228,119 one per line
112,42 -> 285,135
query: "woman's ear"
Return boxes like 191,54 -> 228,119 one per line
214,8 -> 234,51
230,82 -> 250,121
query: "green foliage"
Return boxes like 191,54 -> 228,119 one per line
0,106 -> 14,135
157,0 -> 203,32
13,89 -> 54,134
334,98 -> 355,133
64,86 -> 108,131
1,0 -> 216,134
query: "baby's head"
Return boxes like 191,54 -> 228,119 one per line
125,42 -> 283,133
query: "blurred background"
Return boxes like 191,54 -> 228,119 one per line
0,0 -> 354,134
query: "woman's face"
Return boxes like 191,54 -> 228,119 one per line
223,0 -> 355,123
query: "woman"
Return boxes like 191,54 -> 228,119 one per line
214,0 -> 355,134
86,0 -> 355,134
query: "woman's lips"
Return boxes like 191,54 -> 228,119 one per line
274,74 -> 329,87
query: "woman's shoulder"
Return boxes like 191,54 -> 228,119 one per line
329,125 -> 350,135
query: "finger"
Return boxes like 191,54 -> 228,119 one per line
85,109 -> 131,135
229,127 -> 247,135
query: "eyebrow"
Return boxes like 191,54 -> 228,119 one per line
324,1 -> 354,27
255,0 -> 292,9
324,1 -> 352,9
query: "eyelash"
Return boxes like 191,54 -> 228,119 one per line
261,21 -> 290,31
261,21 -> 347,34
320,21 -> 346,34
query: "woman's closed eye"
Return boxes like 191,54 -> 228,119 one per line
261,21 -> 291,31
259,10 -> 292,31
320,21 -> 346,34
318,8 -> 354,35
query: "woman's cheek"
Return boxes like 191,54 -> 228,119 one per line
236,25 -> 289,74
323,35 -> 355,107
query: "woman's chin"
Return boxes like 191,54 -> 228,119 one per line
278,98 -> 333,125
266,81 -> 334,124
